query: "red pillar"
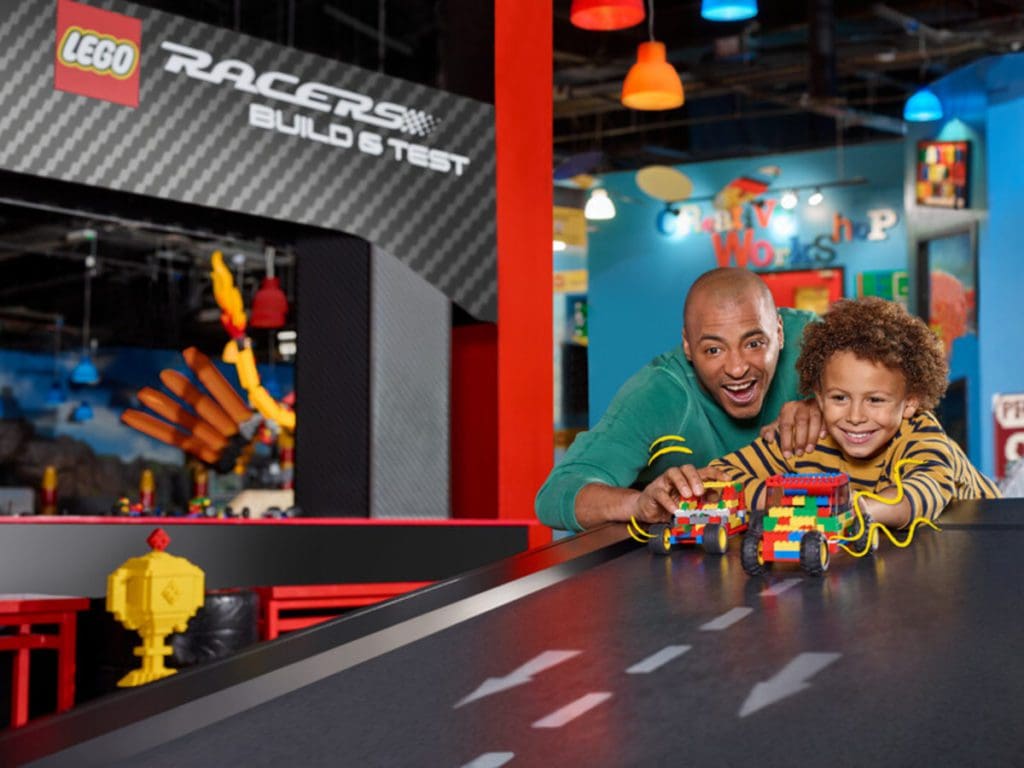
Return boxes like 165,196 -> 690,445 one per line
495,0 -> 553,519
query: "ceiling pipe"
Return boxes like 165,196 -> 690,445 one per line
808,0 -> 837,102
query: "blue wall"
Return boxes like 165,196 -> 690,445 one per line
587,141 -> 908,422
903,52 -> 1024,476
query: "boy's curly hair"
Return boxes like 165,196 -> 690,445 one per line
797,296 -> 948,410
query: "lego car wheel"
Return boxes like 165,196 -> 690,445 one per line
799,531 -> 830,576
648,524 -> 673,555
741,532 -> 768,575
702,523 -> 728,555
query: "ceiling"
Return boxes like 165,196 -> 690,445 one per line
552,0 -> 1024,170
2,0 -> 1023,353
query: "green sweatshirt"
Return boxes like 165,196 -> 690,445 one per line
535,308 -> 816,531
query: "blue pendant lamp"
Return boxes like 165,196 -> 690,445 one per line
71,232 -> 100,386
903,87 -> 943,122
701,0 -> 758,22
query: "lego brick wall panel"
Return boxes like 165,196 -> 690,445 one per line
294,234 -> 371,516
0,0 -> 496,320
370,247 -> 450,519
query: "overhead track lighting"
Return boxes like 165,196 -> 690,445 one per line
570,0 -> 645,31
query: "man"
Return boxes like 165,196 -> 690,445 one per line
535,267 -> 821,532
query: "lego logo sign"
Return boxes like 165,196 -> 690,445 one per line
54,0 -> 141,108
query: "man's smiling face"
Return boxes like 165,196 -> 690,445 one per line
683,286 -> 783,420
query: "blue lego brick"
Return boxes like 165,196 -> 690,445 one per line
774,550 -> 800,560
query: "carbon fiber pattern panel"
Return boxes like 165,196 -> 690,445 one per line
370,246 -> 449,519
0,0 -> 496,320
294,234 -> 370,517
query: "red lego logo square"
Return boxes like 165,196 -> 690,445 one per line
54,0 -> 141,108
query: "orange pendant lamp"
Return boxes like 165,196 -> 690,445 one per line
570,0 -> 645,30
621,41 -> 684,110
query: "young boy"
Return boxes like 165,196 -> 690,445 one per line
707,296 -> 998,527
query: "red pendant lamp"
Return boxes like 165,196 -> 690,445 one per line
570,0 -> 645,31
250,247 -> 289,329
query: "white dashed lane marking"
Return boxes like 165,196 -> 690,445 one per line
532,692 -> 613,728
460,752 -> 515,768
760,578 -> 802,597
626,645 -> 691,674
699,606 -> 753,631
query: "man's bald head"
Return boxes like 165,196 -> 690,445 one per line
683,268 -> 776,330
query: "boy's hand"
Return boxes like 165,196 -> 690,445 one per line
633,465 -> 727,523
761,398 -> 825,457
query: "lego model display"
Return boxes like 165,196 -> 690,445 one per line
740,472 -> 865,577
629,480 -> 749,555
740,459 -> 940,577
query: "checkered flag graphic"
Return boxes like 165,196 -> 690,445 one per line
401,109 -> 441,137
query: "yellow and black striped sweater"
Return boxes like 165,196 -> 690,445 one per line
709,411 -> 999,520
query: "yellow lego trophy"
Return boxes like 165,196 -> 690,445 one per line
106,528 -> 205,687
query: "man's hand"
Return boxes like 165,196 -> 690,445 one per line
632,464 -> 727,524
760,398 -> 825,458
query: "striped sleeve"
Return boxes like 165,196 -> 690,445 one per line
710,436 -> 792,510
887,410 -> 1003,519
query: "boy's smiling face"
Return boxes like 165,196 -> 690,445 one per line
815,350 -> 920,461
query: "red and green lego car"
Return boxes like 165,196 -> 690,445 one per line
648,480 -> 749,555
740,472 -> 877,577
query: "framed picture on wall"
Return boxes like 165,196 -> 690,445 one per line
756,268 -> 844,315
916,225 -> 978,361
916,140 -> 970,209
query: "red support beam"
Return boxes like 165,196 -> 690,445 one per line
495,0 -> 553,519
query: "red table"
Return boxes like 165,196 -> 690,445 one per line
0,594 -> 90,728
255,583 -> 433,640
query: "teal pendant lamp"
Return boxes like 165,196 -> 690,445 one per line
903,87 -> 943,122
701,0 -> 758,22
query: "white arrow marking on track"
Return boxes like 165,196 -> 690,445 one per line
626,644 -> 691,674
700,606 -> 753,631
739,652 -> 841,717
760,578 -> 802,596
460,752 -> 515,768
454,650 -> 580,708
532,692 -> 612,728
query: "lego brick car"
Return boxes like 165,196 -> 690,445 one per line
648,480 -> 749,555
740,472 -> 877,577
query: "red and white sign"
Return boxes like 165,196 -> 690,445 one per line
993,393 -> 1024,480
54,0 -> 141,108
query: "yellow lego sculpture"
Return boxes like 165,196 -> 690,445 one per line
106,528 -> 205,687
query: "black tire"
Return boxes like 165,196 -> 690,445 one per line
702,523 -> 728,555
800,531 -> 830,576
741,532 -> 768,575
648,524 -> 673,555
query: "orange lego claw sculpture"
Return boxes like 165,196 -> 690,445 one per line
120,410 -> 220,465
136,387 -> 229,452
158,370 -> 239,437
182,346 -> 253,425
